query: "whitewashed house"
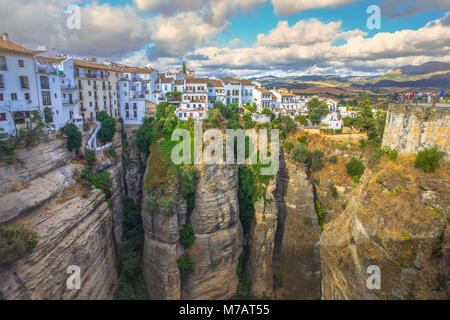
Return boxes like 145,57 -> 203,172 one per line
0,34 -> 41,136
176,78 -> 209,120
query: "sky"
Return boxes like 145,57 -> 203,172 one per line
1,0 -> 449,78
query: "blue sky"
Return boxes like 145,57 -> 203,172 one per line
1,0 -> 450,77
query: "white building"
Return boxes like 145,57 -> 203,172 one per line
221,77 -> 254,106
0,34 -> 41,136
176,78 -> 208,120
118,66 -> 158,124
322,111 -> 343,130
271,89 -> 302,118
253,87 -> 274,112
206,79 -> 225,108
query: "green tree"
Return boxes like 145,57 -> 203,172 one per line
0,224 -> 38,267
346,158 -> 365,178
207,108 -> 221,126
179,166 -> 199,213
414,146 -> 444,173
84,148 -> 96,165
310,149 -> 324,172
182,61 -> 187,74
279,115 -> 296,133
179,220 -> 195,249
97,111 -> 117,143
64,123 -> 82,152
178,253 -> 195,281
307,98 -> 329,124
136,117 -> 154,154
292,144 -> 308,164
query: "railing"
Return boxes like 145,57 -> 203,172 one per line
61,84 -> 78,90
62,98 -> 77,105
86,121 -> 112,151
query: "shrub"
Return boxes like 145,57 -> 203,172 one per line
97,111 -> 117,143
329,184 -> 339,198
80,167 -> 111,196
0,224 -> 38,267
179,167 -> 198,213
179,220 -> 195,249
298,116 -> 308,125
329,155 -> 338,163
145,194 -> 157,215
414,146 -> 444,173
122,251 -> 141,276
352,175 -> 360,184
178,253 -> 195,281
282,140 -> 294,154
310,149 -> 324,172
108,147 -> 117,159
279,115 -> 296,134
292,144 -> 308,164
389,149 -> 398,162
158,196 -> 176,216
315,201 -> 326,231
207,108 -> 221,126
64,123 -> 82,152
297,136 -> 307,145
84,148 -> 96,165
114,275 -> 135,300
136,118 -> 154,154
346,158 -> 365,178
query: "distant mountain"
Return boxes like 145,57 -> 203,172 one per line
390,61 -> 450,76
351,72 -> 450,89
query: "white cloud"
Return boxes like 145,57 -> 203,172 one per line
270,0 -> 360,16
0,0 -> 150,58
229,38 -> 241,46
256,19 -> 365,47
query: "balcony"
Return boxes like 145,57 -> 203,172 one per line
61,84 -> 78,90
62,98 -> 78,106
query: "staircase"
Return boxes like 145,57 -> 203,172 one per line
86,121 -> 112,151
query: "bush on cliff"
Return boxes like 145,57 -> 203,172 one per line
179,166 -> 198,213
97,111 -> 117,143
64,123 -> 82,153
292,144 -> 309,164
135,117 -> 155,155
84,148 -> 96,165
178,253 -> 195,281
310,149 -> 324,172
414,146 -> 444,173
179,220 -> 195,249
0,224 -> 38,267
346,158 -> 365,179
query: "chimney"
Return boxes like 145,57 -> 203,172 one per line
1,33 -> 9,41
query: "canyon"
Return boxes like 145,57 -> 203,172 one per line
0,104 -> 448,300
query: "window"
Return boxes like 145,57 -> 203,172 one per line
24,93 -> 30,100
40,76 -> 50,89
0,74 -> 4,88
125,103 -> 129,110
0,113 -> 6,121
20,76 -> 29,89
0,56 -> 6,70
42,91 -> 51,105
134,111 -> 137,118
133,103 -> 137,110
0,93 -> 3,101
11,93 -> 17,100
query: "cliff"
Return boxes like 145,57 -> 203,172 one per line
382,104 -> 450,160
141,160 -> 243,300
0,134 -> 125,300
320,157 -> 449,299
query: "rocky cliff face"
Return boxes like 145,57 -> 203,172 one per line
383,105 -> 449,160
0,135 -> 125,300
320,158 -> 449,300
272,155 -> 321,299
141,163 -> 242,300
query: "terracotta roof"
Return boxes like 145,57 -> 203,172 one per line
206,79 -> 224,87
161,78 -> 173,84
73,59 -> 122,72
123,66 -> 155,74
186,77 -> 209,84
37,56 -> 67,64
220,77 -> 252,86
256,87 -> 271,93
0,38 -> 43,55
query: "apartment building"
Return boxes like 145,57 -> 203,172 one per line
253,87 -> 274,112
118,66 -> 158,124
176,78 -> 208,120
0,34 -> 41,136
271,89 -> 304,118
36,56 -> 82,129
206,79 -> 225,108
74,59 -> 121,123
220,77 -> 255,106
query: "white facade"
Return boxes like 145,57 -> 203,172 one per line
253,87 -> 274,112
0,36 -> 40,136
